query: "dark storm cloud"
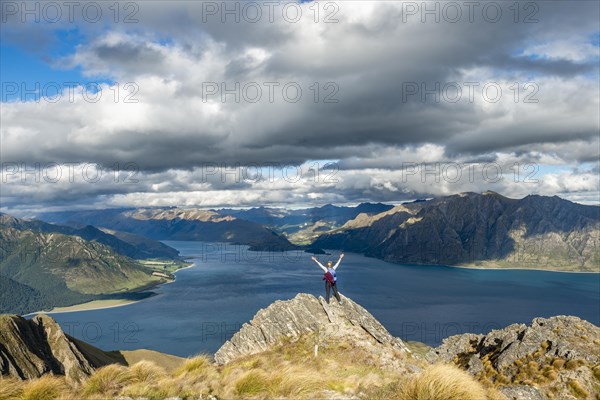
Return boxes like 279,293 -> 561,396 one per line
1,1 -> 598,209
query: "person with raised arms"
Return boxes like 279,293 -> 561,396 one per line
311,253 -> 344,304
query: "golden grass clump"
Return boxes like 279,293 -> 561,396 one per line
0,377 -> 23,400
592,364 -> 600,381
127,360 -> 166,383
567,379 -> 589,399
395,363 -> 492,400
172,354 -> 221,395
266,367 -> 324,397
234,370 -> 270,396
565,359 -> 585,370
82,364 -> 130,397
19,375 -> 69,400
174,354 -> 212,376
119,382 -> 170,400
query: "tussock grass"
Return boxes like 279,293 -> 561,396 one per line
5,336 -> 565,400
396,364 -> 489,400
592,365 -> 600,381
0,377 -> 24,400
174,354 -> 212,376
120,382 -> 170,400
234,370 -> 270,396
19,375 -> 70,400
567,379 -> 589,399
82,364 -> 130,397
363,364 -> 505,400
127,360 -> 166,383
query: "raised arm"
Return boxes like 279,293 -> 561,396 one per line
332,253 -> 344,270
311,256 -> 327,272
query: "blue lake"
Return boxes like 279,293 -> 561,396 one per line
36,241 -> 600,357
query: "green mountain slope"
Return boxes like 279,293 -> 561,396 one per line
0,222 -> 166,314
0,213 -> 182,261
0,275 -> 50,314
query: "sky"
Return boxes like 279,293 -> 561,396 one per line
1,0 -> 599,214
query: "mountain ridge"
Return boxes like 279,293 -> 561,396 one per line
0,212 -> 182,261
37,207 -> 297,251
312,192 -> 600,271
0,216 -> 174,314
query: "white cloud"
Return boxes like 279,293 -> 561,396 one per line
1,1 -> 599,211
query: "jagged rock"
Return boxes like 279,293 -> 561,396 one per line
427,315 -> 600,399
0,314 -> 97,381
429,316 -> 600,368
425,332 -> 484,364
499,385 -> 548,400
214,293 -> 410,365
0,314 -> 185,382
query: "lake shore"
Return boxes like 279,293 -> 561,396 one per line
453,263 -> 600,274
30,298 -> 145,315
25,262 -> 197,316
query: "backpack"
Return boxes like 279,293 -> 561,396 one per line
323,271 -> 335,283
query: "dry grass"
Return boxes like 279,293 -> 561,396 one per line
234,370 -> 270,396
0,377 -> 24,400
395,364 -> 501,400
82,364 -> 130,397
127,360 -> 166,383
363,364 -> 505,400
567,379 -> 589,399
174,353 -> 212,376
19,375 -> 71,400
0,339 -> 547,400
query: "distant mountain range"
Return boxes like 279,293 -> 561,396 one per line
216,203 -> 394,244
36,203 -> 397,248
0,213 -> 181,260
313,191 -> 600,271
38,208 -> 297,251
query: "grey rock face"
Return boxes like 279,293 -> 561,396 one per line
0,314 -> 97,381
214,293 -> 410,365
425,332 -> 484,364
499,385 -> 548,400
427,315 -> 600,399
428,316 -> 600,370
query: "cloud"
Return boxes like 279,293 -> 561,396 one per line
1,0 -> 599,210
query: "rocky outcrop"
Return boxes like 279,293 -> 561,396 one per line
499,385 -> 548,400
214,293 -> 410,365
427,316 -> 600,399
0,314 -> 117,382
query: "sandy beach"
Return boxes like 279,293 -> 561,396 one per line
26,299 -> 143,316
25,262 -> 197,316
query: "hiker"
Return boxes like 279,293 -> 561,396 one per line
311,253 -> 344,304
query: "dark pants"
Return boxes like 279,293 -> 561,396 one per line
325,280 -> 341,304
